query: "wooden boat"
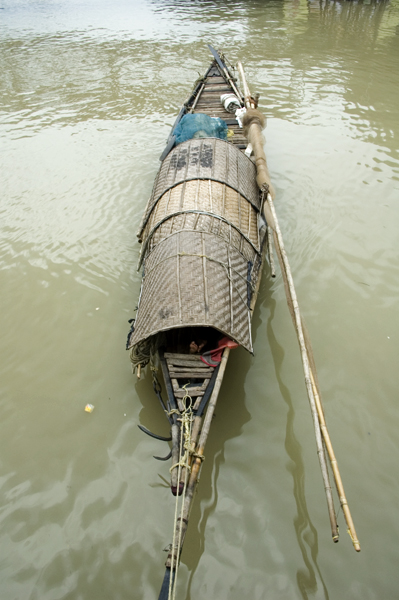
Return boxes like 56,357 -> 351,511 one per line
126,46 -> 271,599
126,46 -> 360,600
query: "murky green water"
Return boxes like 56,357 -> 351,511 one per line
1,1 -> 399,598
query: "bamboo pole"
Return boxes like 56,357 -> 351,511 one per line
237,61 -> 255,108
237,61 -> 276,230
189,83 -> 205,113
165,348 -> 230,569
266,165 -> 360,549
268,193 -> 339,542
309,369 -> 361,551
209,46 -> 243,102
235,61 -> 362,547
266,226 -> 276,278
170,423 -> 180,495
178,414 -> 203,493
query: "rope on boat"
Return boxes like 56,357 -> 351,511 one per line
168,388 -> 194,600
129,332 -> 166,373
129,338 -> 151,371
169,395 -> 194,476
159,348 -> 230,599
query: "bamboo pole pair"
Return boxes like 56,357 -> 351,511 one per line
161,348 -> 231,600
309,369 -> 360,551
237,62 -> 360,552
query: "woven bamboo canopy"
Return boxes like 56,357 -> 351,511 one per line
129,137 -> 264,353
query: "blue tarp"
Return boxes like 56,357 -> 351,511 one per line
174,113 -> 228,145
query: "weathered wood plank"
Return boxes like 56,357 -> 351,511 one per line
195,102 -> 226,109
205,76 -> 226,83
193,397 -> 203,410
169,371 -> 212,379
167,363 -> 212,371
174,389 -> 205,399
203,86 -> 232,93
166,358 -> 214,369
176,386 -> 206,394
200,90 -> 229,96
164,353 -> 203,361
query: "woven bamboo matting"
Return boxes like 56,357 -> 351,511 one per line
138,137 -> 260,238
140,180 -> 260,252
130,230 -> 256,352
141,212 -> 258,267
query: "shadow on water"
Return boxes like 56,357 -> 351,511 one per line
267,296 -> 330,600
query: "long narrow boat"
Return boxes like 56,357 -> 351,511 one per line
126,46 -> 359,600
126,46 -> 272,598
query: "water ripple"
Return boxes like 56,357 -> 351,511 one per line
1,1 -> 399,599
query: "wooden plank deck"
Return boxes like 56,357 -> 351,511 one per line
191,65 -> 248,152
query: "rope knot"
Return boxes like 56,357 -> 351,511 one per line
191,452 -> 205,462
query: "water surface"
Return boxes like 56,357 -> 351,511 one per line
1,1 -> 399,598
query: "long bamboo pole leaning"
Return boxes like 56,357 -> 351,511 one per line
268,192 -> 339,543
237,61 -> 360,551
266,226 -> 276,278
237,61 -> 255,107
309,369 -> 361,551
237,62 -> 337,540
268,192 -> 338,545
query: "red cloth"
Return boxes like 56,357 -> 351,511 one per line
200,337 -> 239,367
